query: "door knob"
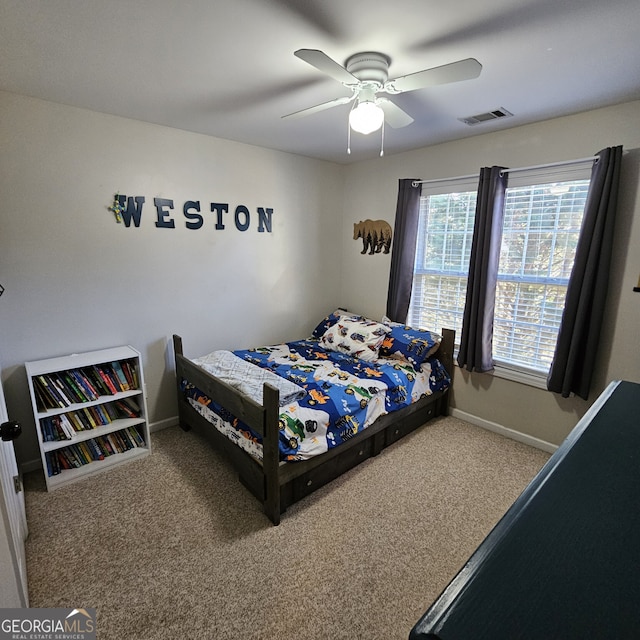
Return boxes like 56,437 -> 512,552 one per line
0,420 -> 21,441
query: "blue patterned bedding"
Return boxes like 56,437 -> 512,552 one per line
181,338 -> 450,462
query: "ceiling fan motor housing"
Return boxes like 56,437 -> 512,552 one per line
345,52 -> 390,85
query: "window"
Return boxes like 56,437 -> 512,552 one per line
409,186 -> 477,338
408,167 -> 592,377
493,179 -> 590,372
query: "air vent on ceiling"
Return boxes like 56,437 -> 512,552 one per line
459,107 -> 513,126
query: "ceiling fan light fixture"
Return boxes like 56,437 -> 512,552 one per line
349,100 -> 384,135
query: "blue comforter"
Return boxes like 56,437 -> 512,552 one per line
182,339 -> 450,461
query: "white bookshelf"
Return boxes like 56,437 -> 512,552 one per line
25,345 -> 151,490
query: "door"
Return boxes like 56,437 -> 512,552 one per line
0,369 -> 29,607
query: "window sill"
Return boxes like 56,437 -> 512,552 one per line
491,364 -> 548,390
452,349 -> 549,390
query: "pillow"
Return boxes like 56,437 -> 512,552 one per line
319,315 -> 391,361
310,308 -> 354,339
381,315 -> 401,327
379,324 -> 442,370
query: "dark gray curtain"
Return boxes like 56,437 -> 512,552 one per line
547,146 -> 623,399
386,178 -> 422,322
457,166 -> 508,372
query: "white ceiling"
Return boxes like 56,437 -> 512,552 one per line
2,0 -> 640,164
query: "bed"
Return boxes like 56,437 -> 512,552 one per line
173,310 -> 455,525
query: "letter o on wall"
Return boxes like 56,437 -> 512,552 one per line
234,205 -> 250,231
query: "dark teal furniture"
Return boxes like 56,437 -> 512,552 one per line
410,380 -> 640,640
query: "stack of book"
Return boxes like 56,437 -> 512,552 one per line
33,359 -> 139,411
44,426 -> 146,476
39,397 -> 141,441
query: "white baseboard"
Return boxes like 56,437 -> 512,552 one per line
149,416 -> 179,433
21,411 -> 553,474
20,416 -> 181,475
450,408 -> 558,454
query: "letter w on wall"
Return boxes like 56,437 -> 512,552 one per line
117,196 -> 146,227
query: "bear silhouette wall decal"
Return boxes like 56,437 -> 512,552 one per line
353,219 -> 393,255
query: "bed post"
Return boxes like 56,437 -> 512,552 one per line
172,335 -> 191,432
262,384 -> 281,525
173,334 -> 183,357
439,328 -> 456,416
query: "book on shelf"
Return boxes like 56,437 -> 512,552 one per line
45,451 -> 61,476
66,411 -> 87,432
121,360 -> 138,389
72,369 -> 100,400
87,405 -> 105,427
40,415 -> 74,441
58,414 -> 76,439
33,383 -> 50,412
51,374 -> 75,406
86,438 -> 105,461
122,361 -> 135,389
107,432 -> 126,452
60,446 -> 81,469
104,402 -> 119,421
61,371 -> 90,402
43,374 -> 68,408
34,375 -> 65,410
115,397 -> 140,418
127,426 -> 145,447
56,371 -> 92,405
77,441 -> 95,464
61,373 -> 84,402
40,418 -> 54,442
111,361 -> 130,390
82,366 -> 108,396
93,364 -> 118,394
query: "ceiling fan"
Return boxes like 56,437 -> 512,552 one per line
283,49 -> 482,145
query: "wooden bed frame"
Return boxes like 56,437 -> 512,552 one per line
173,328 -> 455,525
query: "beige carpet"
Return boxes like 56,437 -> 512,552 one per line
24,416 -> 550,640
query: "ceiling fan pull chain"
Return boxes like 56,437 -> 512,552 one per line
347,99 -> 359,154
380,118 -> 385,157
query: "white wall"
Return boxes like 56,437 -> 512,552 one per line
0,91 -> 345,466
340,100 -> 640,445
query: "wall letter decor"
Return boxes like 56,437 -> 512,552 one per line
106,194 -> 273,233
154,198 -> 176,228
257,207 -> 273,233
234,205 -> 250,231
111,195 -> 146,227
183,201 -> 203,230
210,202 -> 228,230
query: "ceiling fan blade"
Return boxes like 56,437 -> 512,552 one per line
282,95 -> 354,120
385,58 -> 482,94
270,1 -> 343,38
294,49 -> 359,85
378,98 -> 414,128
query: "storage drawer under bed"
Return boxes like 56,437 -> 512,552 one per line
292,436 -> 376,502
385,403 -> 436,446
